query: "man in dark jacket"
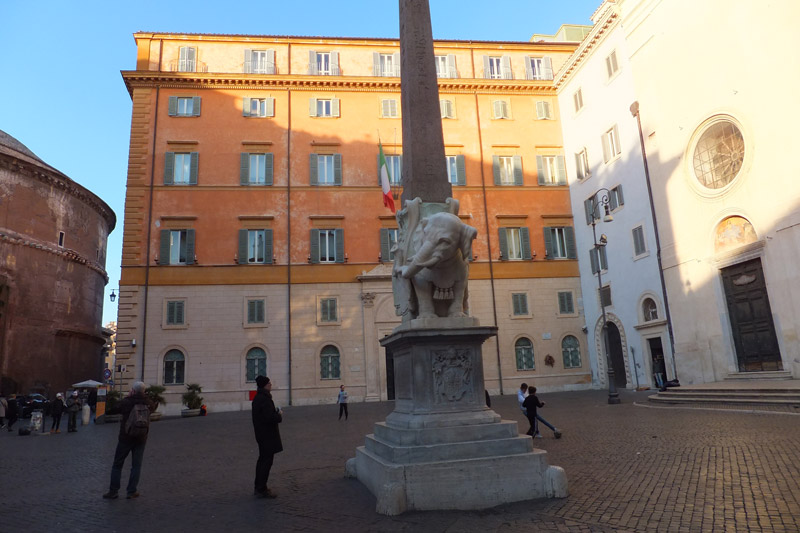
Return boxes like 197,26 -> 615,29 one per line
66,391 -> 81,432
102,382 -> 155,500
252,375 -> 282,499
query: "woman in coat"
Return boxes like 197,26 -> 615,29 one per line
251,375 -> 282,499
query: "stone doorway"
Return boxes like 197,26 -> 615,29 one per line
606,323 -> 627,389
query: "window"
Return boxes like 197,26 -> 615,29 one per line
558,291 -> 574,315
168,96 -> 200,117
241,153 -> 273,185
164,152 -> 198,185
310,98 -> 340,118
515,338 -> 535,370
374,52 -> 400,76
245,49 -> 275,74
484,55 -> 511,79
310,154 -> 342,185
493,155 -> 522,185
381,99 -> 399,118
446,155 -> 466,186
536,155 -> 566,185
435,54 -> 457,78
605,50 -> 619,79
562,336 -> 581,368
573,88 -> 584,113
536,101 -> 552,120
512,293 -> 529,316
247,299 -> 266,324
320,345 -> 341,379
242,97 -> 275,118
246,347 -> 267,382
178,47 -> 196,72
320,297 -> 338,323
380,228 -> 399,262
602,125 -> 621,163
544,227 -> 576,259
440,99 -> 455,119
159,229 -> 195,265
309,51 -> 339,75
643,298 -> 659,322
248,230 -> 267,264
575,148 -> 590,180
384,155 -> 402,185
632,225 -> 647,257
491,100 -> 511,119
166,300 -> 185,325
589,245 -> 608,273
498,227 -> 531,260
526,56 -> 553,80
692,118 -> 745,189
163,349 -> 185,385
58,231 -> 65,247
310,229 -> 344,263
600,285 -> 612,308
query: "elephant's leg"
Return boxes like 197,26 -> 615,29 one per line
413,278 -> 437,318
446,280 -> 467,317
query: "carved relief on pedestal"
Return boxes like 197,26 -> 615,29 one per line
432,347 -> 473,404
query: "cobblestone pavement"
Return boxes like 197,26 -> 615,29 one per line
2,389 -> 799,533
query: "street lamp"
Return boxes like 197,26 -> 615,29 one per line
109,289 -> 118,303
589,188 -> 621,405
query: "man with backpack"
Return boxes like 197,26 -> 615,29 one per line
103,382 -> 154,500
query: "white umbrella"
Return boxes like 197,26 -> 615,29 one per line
72,379 -> 103,388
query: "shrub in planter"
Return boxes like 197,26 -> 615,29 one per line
145,385 -> 166,410
182,384 -> 203,410
106,390 -> 122,412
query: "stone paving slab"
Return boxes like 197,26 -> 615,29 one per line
1,389 -> 799,532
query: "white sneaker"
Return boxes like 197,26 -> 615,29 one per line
534,433 -> 543,439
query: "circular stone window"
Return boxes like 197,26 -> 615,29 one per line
691,118 -> 745,189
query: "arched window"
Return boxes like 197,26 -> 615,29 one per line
164,349 -> 185,385
246,347 -> 267,382
515,338 -> 535,370
320,345 -> 341,379
643,298 -> 659,322
562,335 -> 581,369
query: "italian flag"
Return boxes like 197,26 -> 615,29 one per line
379,142 -> 396,213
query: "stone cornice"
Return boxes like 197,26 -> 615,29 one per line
122,71 -> 557,96
0,230 -> 110,283
0,152 -> 116,232
554,5 -> 620,90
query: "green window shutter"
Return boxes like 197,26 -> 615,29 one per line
543,57 -> 553,79
558,292 -> 567,314
565,227 -> 577,259
189,152 -> 198,185
584,198 -> 595,225
331,51 -> 339,74
380,228 -> 391,262
600,245 -> 608,270
240,153 -> 250,185
310,229 -> 320,263
543,227 -> 554,259
393,52 -> 401,75
513,156 -> 523,186
159,230 -> 171,265
334,228 -> 344,263
536,156 -> 545,185
616,185 -> 624,206
266,98 -> 275,117
167,301 -> 175,324
185,229 -> 196,265
264,229 -> 273,264
492,156 -> 501,185
492,100 -> 502,119
309,98 -> 317,117
247,300 -> 256,323
512,294 -> 522,315
266,50 -> 275,74
164,152 -> 175,185
308,50 -> 317,75
372,52 -> 381,75
590,248 -> 599,273
192,97 -> 201,116
242,97 -> 251,117
264,153 -> 273,185
168,96 -> 178,116
331,98 -> 340,117
244,49 -> 252,73
456,155 -> 466,186
482,55 -> 490,79
333,154 -> 342,185
498,228 -> 508,260
176,301 -> 185,324
565,293 -> 574,314
556,155 -> 566,185
520,227 -> 532,260
309,154 -> 318,185
609,190 -> 619,211
238,229 -> 248,264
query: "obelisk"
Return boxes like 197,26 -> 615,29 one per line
399,0 -> 451,205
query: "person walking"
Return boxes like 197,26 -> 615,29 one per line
103,381 -> 155,500
252,375 -> 282,499
6,394 -> 18,432
66,391 -> 81,432
50,393 -> 66,433
337,385 -> 349,421
0,394 -> 7,429
517,382 -> 561,439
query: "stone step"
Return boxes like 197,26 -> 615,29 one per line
373,420 -> 519,446
364,433 -> 534,464
648,395 -> 800,405
653,390 -> 800,398
724,371 -> 793,381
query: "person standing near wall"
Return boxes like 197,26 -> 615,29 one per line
252,375 -> 282,499
50,393 -> 65,433
337,385 -> 349,421
66,391 -> 81,433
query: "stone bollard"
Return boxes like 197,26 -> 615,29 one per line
82,403 -> 91,425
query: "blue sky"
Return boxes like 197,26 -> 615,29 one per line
0,0 -> 599,325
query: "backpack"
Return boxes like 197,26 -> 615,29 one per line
125,402 -> 150,438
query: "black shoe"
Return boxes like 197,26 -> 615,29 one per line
126,492 -> 139,499
102,491 -> 118,499
254,489 -> 268,498
265,489 -> 277,499
554,430 -> 562,439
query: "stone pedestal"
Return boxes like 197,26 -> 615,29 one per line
347,321 -> 568,515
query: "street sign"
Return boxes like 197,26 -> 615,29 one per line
103,368 -> 112,380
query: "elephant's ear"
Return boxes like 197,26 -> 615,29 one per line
459,224 -> 478,260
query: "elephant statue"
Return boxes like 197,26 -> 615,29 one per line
393,199 -> 477,320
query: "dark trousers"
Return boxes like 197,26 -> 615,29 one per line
254,440 -> 275,492
68,411 -> 78,431
6,414 -> 16,431
537,414 -> 556,433
525,414 -> 539,436
109,438 -> 146,495
338,403 -> 348,420
51,413 -> 62,431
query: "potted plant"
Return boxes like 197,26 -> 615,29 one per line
104,390 -> 123,423
145,385 -> 166,421
181,383 -> 203,417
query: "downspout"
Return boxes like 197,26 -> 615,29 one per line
286,43 -> 293,405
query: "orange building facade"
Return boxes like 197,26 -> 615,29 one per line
118,33 -> 590,413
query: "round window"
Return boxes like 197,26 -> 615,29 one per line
692,119 -> 745,189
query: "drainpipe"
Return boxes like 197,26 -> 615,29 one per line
286,87 -> 293,406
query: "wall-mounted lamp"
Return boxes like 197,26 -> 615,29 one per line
532,250 -> 537,259
131,338 -> 137,348
599,234 -> 608,246
109,289 -> 119,303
